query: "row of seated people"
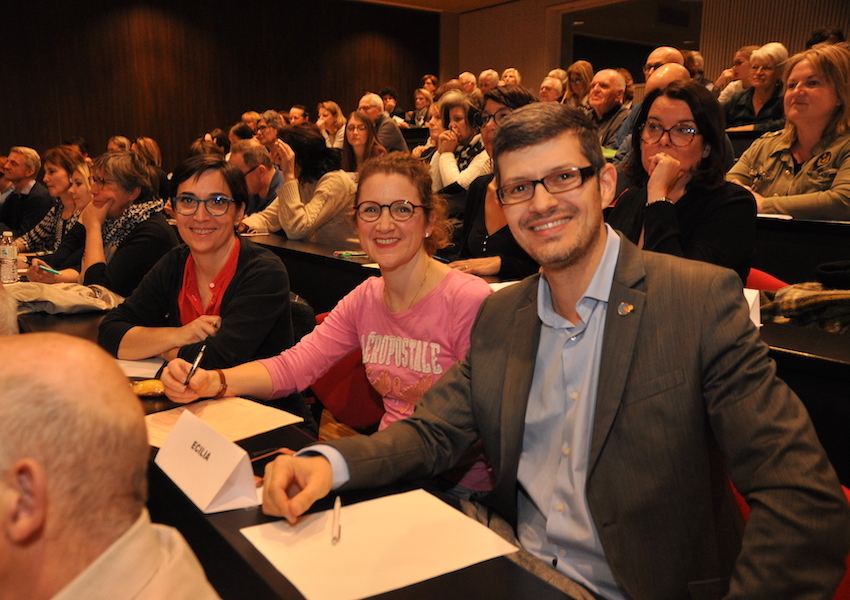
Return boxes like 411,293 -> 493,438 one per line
3,151 -> 497,490
535,39 -> 850,220
3,42 -> 848,306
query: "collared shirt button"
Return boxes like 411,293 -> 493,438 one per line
559,549 -> 567,557
555,503 -> 565,512
571,391 -> 579,400
563,446 -> 571,456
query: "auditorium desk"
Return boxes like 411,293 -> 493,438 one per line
249,234 -> 377,314
17,310 -> 104,342
147,425 -> 576,600
752,217 -> 850,284
17,272 -> 850,487
760,322 -> 850,486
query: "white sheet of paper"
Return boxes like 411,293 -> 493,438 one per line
744,288 -> 761,327
240,489 -> 518,600
756,212 -> 793,220
116,357 -> 164,379
145,396 -> 303,448
155,410 -> 260,513
489,281 -> 520,292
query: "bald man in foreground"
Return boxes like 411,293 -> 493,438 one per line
0,333 -> 220,600
0,282 -> 17,335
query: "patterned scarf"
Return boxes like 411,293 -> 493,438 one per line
102,198 -> 163,263
455,134 -> 485,171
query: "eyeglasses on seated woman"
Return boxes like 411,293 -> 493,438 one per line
607,80 -> 757,283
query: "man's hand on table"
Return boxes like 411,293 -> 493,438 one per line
262,455 -> 333,524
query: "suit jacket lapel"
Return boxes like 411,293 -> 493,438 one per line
499,279 -> 541,489
589,239 -> 647,476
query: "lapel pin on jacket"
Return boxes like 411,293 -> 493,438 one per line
617,302 -> 635,316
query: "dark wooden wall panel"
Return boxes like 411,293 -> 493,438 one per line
701,0 -> 850,85
1,0 -> 438,171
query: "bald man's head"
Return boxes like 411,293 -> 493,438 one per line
589,69 -> 626,117
645,63 -> 692,95
0,334 -> 148,541
643,46 -> 685,80
0,284 -> 17,335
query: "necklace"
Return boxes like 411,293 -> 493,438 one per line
385,259 -> 431,311
407,259 -> 431,310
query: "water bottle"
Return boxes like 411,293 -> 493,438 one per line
0,231 -> 19,284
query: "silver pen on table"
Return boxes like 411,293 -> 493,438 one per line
331,496 -> 342,545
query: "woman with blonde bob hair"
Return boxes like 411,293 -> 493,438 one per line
163,153 -> 494,497
728,44 -> 850,219
501,67 -> 522,86
316,101 -> 347,149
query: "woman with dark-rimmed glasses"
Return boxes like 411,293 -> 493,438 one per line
607,80 -> 756,283
162,153 -> 494,498
98,154 -> 298,373
444,85 -> 540,279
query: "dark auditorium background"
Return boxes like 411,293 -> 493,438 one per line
3,0 -> 849,169
2,0 -> 439,169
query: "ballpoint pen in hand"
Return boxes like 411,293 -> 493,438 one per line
184,343 -> 207,387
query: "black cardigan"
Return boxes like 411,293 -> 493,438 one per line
452,173 -> 539,280
98,237 -> 295,368
606,181 -> 756,283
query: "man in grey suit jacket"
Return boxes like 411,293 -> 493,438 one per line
261,103 -> 849,599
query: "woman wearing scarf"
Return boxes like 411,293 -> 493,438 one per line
28,150 -> 177,297
429,91 -> 489,195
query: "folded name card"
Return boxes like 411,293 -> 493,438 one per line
744,288 -> 761,328
155,410 -> 260,514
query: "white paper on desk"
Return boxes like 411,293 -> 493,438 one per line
744,288 -> 761,327
155,410 -> 259,513
145,396 -> 303,448
240,489 -> 518,600
116,357 -> 164,379
489,280 -> 520,293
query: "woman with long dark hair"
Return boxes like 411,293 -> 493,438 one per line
340,111 -> 387,172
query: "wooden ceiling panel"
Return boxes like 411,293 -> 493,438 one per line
349,0 -> 510,14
